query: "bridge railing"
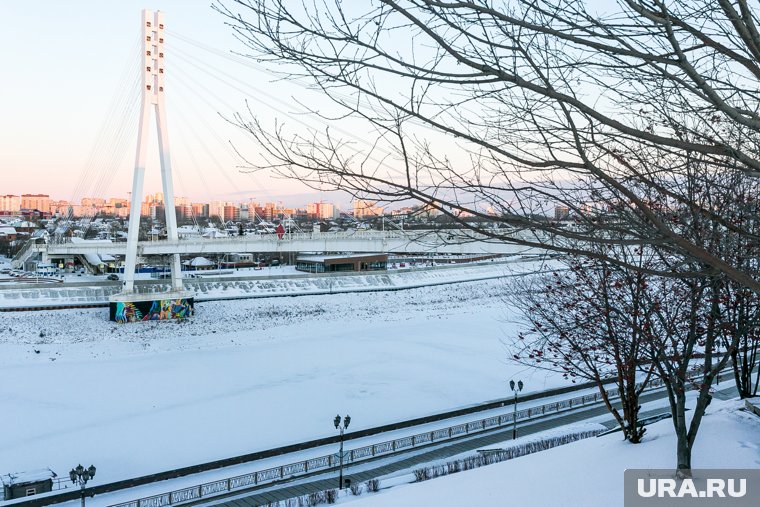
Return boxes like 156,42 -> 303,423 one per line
49,228 -> 520,247
107,370 -> 704,507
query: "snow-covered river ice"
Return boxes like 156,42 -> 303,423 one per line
0,274 -> 565,485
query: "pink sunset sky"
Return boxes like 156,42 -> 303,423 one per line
0,1 -> 381,207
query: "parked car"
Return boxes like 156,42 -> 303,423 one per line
106,274 -> 119,281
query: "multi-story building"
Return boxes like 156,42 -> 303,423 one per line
555,205 -> 570,220
191,203 -> 209,218
176,204 -> 194,221
0,195 -> 21,212
223,205 -> 240,223
108,197 -> 129,208
21,194 -> 51,213
210,201 -> 226,221
307,201 -> 337,220
150,204 -> 165,221
353,199 -> 384,219
49,200 -> 70,216
263,202 -> 277,221
81,197 -> 106,207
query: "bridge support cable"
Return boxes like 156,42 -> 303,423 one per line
167,85 -> 246,193
169,119 -> 203,235
167,57 -> 285,208
64,35 -> 141,229
167,42 -> 409,184
168,30 -> 441,140
167,45 -> 410,228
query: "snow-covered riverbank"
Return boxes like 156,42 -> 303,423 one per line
0,259 -> 550,308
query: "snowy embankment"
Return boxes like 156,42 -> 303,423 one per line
0,259 -> 549,308
0,276 -> 563,486
334,399 -> 760,506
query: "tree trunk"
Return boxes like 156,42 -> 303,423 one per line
671,381 -> 692,474
676,433 -> 692,476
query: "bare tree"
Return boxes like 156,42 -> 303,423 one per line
508,255 -> 654,442
711,177 -> 760,398
640,274 -> 732,474
215,0 -> 760,291
213,0 -> 760,472
721,280 -> 760,398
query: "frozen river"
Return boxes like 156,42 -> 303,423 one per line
0,275 -> 564,485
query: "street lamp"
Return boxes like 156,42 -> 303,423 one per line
333,414 -> 351,489
69,464 -> 96,507
509,379 -> 524,440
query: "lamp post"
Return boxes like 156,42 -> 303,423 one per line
509,379 -> 524,440
333,414 -> 351,489
69,464 -> 96,507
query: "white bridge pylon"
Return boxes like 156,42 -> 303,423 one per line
122,9 -> 182,293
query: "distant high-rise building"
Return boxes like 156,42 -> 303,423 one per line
21,194 -> 50,213
150,204 -> 165,221
353,199 -> 383,219
263,202 -> 277,221
0,195 -> 21,212
81,197 -> 106,207
223,205 -> 240,222
555,205 -> 570,220
49,200 -> 70,216
191,202 -> 209,218
210,201 -> 226,221
176,204 -> 194,221
307,201 -> 337,220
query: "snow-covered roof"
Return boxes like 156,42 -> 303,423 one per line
11,220 -> 35,228
185,256 -> 215,267
1,468 -> 56,486
202,229 -> 227,238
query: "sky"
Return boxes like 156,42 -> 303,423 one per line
0,1 -> 360,206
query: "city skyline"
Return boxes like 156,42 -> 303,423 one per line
0,190 -> 397,222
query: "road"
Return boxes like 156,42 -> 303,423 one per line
194,384 -> 739,507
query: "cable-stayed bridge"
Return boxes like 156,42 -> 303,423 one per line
41,9 -> 545,320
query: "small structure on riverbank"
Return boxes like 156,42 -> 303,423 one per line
295,253 -> 388,273
1,469 -> 56,500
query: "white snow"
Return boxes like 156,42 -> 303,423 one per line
0,275 -> 562,487
0,259 -> 550,307
339,398 -> 760,506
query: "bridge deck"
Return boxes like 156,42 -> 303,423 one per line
43,230 -> 548,256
